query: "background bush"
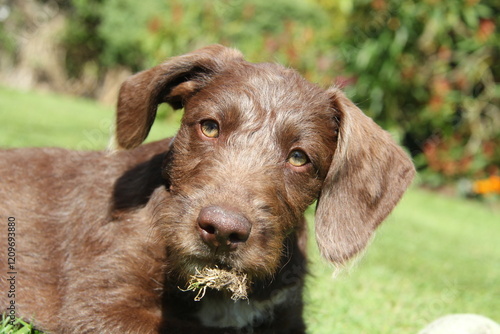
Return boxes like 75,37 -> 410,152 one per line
62,0 -> 329,76
337,0 -> 499,186
1,0 -> 499,188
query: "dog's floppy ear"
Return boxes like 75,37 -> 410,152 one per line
115,44 -> 244,149
315,87 -> 415,264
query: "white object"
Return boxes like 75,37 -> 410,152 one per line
419,314 -> 500,334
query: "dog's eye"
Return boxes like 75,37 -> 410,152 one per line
287,149 -> 309,167
200,120 -> 219,138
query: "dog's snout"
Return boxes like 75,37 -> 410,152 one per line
197,206 -> 251,251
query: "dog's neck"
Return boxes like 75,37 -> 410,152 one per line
162,233 -> 307,331
194,283 -> 301,329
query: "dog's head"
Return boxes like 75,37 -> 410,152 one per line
115,45 -> 415,283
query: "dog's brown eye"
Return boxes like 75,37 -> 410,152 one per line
287,150 -> 309,167
200,120 -> 219,138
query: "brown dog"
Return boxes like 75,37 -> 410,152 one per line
0,45 -> 414,333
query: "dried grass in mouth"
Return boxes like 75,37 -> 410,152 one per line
180,266 -> 250,301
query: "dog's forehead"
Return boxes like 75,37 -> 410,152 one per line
234,62 -> 329,111
200,62 -> 334,126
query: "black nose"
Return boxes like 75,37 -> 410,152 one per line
197,206 -> 251,251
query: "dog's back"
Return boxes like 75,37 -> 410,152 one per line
0,141 -> 170,332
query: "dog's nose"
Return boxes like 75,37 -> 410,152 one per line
197,206 -> 251,251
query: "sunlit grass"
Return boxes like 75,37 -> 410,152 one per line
0,86 -> 179,149
305,188 -> 500,333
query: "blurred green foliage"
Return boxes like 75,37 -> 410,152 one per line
337,0 -> 500,186
0,26 -> 14,54
2,0 -> 499,186
63,0 -> 331,79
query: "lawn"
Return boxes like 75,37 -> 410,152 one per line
0,86 -> 180,149
1,86 -> 499,333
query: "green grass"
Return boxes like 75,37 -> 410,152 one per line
0,315 -> 41,334
1,86 -> 499,333
0,86 -> 180,149
305,189 -> 500,333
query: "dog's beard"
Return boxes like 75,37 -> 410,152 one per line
179,266 -> 251,301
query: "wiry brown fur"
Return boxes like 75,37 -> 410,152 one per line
0,45 -> 414,333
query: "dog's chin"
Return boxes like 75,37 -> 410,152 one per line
178,257 -> 247,279
170,256 -> 258,301
174,253 -> 273,285
167,240 -> 283,294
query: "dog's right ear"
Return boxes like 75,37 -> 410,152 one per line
115,44 -> 244,149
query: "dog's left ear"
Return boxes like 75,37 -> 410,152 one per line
115,44 -> 244,149
315,87 -> 415,264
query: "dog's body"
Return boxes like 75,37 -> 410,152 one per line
0,45 -> 415,333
